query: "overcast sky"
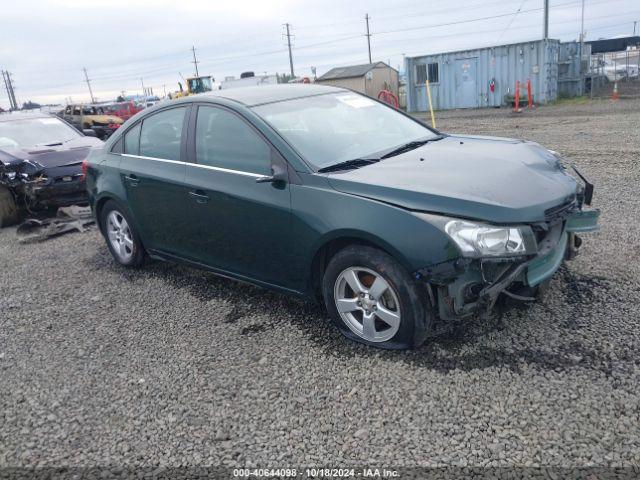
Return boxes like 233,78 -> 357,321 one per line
1,0 -> 639,108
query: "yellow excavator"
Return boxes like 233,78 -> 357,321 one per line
172,75 -> 214,98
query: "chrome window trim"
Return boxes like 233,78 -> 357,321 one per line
120,153 -> 263,178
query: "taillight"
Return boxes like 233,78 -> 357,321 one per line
81,159 -> 88,180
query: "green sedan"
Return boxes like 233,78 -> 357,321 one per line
85,84 -> 599,349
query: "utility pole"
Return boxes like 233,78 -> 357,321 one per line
191,46 -> 200,77
365,14 -> 372,63
2,71 -> 14,110
8,72 -> 17,110
82,67 -> 96,104
140,78 -> 146,103
284,23 -> 295,78
543,0 -> 549,40
634,21 -> 637,36
579,0 -> 585,77
3,71 -> 18,110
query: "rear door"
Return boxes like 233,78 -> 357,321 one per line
119,105 -> 192,256
183,104 -> 293,288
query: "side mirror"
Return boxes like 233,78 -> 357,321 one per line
256,162 -> 288,185
83,129 -> 97,137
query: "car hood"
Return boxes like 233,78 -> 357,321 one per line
0,136 -> 103,170
325,134 -> 578,224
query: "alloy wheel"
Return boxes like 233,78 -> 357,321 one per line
106,210 -> 134,262
334,267 -> 401,342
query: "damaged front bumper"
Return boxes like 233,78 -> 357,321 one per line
1,157 -> 87,209
23,177 -> 88,207
415,208 -> 600,321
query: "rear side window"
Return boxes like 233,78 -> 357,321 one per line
139,107 -> 186,161
195,106 -> 270,175
124,123 -> 141,155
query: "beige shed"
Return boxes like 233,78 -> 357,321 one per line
316,62 -> 399,99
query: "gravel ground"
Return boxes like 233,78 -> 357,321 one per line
1,98 -> 639,471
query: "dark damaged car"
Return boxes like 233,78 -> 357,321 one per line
0,113 -> 103,226
86,85 -> 600,349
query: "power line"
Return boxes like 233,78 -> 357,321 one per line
34,0 -> 626,84
24,15 -> 635,99
497,0 -> 529,43
19,0 -> 639,98
372,0 -> 585,36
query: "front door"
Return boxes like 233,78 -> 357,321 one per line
455,58 -> 478,108
119,105 -> 191,257
184,104 -> 293,289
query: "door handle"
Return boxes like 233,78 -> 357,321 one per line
189,190 -> 210,204
124,174 -> 139,186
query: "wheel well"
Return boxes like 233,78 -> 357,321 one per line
94,196 -> 119,232
95,196 -> 109,221
310,237 -> 394,303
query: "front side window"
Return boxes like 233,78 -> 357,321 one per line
73,106 -> 81,115
124,123 -> 141,155
195,106 -> 270,175
253,92 -> 437,169
139,107 -> 186,160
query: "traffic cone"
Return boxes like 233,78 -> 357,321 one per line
612,81 -> 619,100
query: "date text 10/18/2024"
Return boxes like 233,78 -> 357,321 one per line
233,468 -> 400,478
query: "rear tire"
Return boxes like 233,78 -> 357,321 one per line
0,186 -> 21,228
99,200 -> 145,267
322,245 -> 431,349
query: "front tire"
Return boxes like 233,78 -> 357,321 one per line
0,186 -> 21,228
322,245 -> 431,349
99,200 -> 145,267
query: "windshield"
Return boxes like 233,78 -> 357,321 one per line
253,92 -> 438,169
82,106 -> 105,115
188,77 -> 213,94
103,104 -> 122,113
0,117 -> 81,148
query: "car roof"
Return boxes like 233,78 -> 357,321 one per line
199,84 -> 347,107
0,111 -> 56,123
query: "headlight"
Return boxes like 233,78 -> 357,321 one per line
444,220 -> 529,257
